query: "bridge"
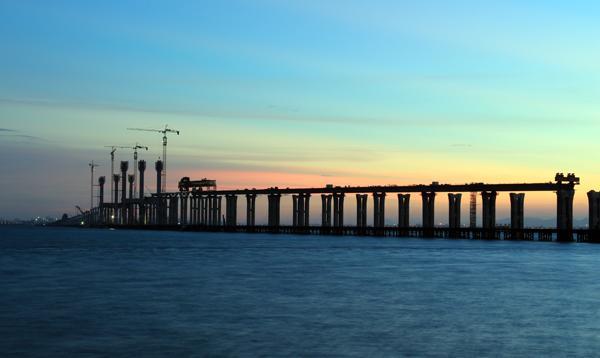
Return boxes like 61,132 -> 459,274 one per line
70,160 -> 600,243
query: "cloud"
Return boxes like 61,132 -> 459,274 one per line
0,128 -> 16,132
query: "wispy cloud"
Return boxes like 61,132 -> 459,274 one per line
0,128 -> 17,132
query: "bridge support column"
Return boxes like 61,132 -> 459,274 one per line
246,194 -> 256,226
225,195 -> 237,226
398,194 -> 410,229
422,192 -> 436,234
293,193 -> 310,227
373,193 -> 386,228
120,161 -> 129,225
482,191 -> 497,239
292,195 -> 298,227
448,193 -> 462,232
481,191 -> 497,229
207,195 -> 213,225
333,193 -> 344,227
190,193 -> 198,225
509,193 -> 525,240
169,194 -> 179,225
321,194 -> 332,227
356,194 -> 367,228
588,191 -> 600,229
200,196 -> 207,225
268,193 -> 281,227
557,187 -> 574,242
180,192 -> 189,225
215,196 -> 222,225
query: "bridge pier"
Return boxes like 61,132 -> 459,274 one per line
268,193 -> 281,227
292,193 -> 310,227
120,161 -> 128,225
225,194 -> 237,226
180,192 -> 189,225
168,194 -> 179,225
398,194 -> 410,229
199,196 -> 206,225
138,161 -> 146,224
333,193 -> 344,227
246,194 -> 256,226
190,193 -> 198,225
422,192 -> 436,234
373,192 -> 386,228
557,187 -> 574,241
356,194 -> 368,228
321,194 -> 332,227
448,194 -> 461,234
587,191 -> 600,229
481,191 -> 497,231
509,193 -> 525,239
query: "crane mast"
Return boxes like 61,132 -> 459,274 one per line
127,125 -> 179,193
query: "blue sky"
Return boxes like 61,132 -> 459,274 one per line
0,0 -> 599,221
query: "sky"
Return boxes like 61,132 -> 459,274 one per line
0,0 -> 599,223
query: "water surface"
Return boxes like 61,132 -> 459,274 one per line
1,226 -> 600,357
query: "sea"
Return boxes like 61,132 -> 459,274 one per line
1,226 -> 600,357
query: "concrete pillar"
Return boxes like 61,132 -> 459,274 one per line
268,193 -> 281,227
588,191 -> 600,230
207,195 -> 214,225
448,193 -> 462,229
298,194 -> 305,227
321,194 -> 332,227
398,194 -> 410,228
127,175 -> 135,224
333,193 -> 345,227
165,194 -> 174,225
292,195 -> 299,227
128,175 -> 135,200
180,192 -> 189,225
304,194 -> 310,226
214,195 -> 222,225
98,176 -> 105,205
355,194 -> 367,228
481,191 -> 497,229
557,187 -> 574,241
373,193 -> 386,228
155,160 -> 163,194
120,161 -> 128,225
225,195 -> 237,226
509,193 -> 525,230
246,194 -> 256,226
138,161 -> 146,223
421,192 -> 436,229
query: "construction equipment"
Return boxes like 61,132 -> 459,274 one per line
178,177 -> 217,192
104,146 -> 126,202
89,161 -> 99,210
127,125 -> 179,193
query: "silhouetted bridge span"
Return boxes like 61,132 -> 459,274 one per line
61,161 -> 600,243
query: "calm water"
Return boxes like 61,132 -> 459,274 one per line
2,226 -> 600,357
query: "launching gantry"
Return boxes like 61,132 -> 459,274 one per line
178,177 -> 217,192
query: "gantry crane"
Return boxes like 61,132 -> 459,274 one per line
127,125 -> 179,193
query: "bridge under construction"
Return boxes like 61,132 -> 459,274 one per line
64,160 -> 600,243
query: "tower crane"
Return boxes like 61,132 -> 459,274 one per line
104,144 -> 149,199
127,125 -> 179,193
104,146 -> 126,202
129,143 -> 148,198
